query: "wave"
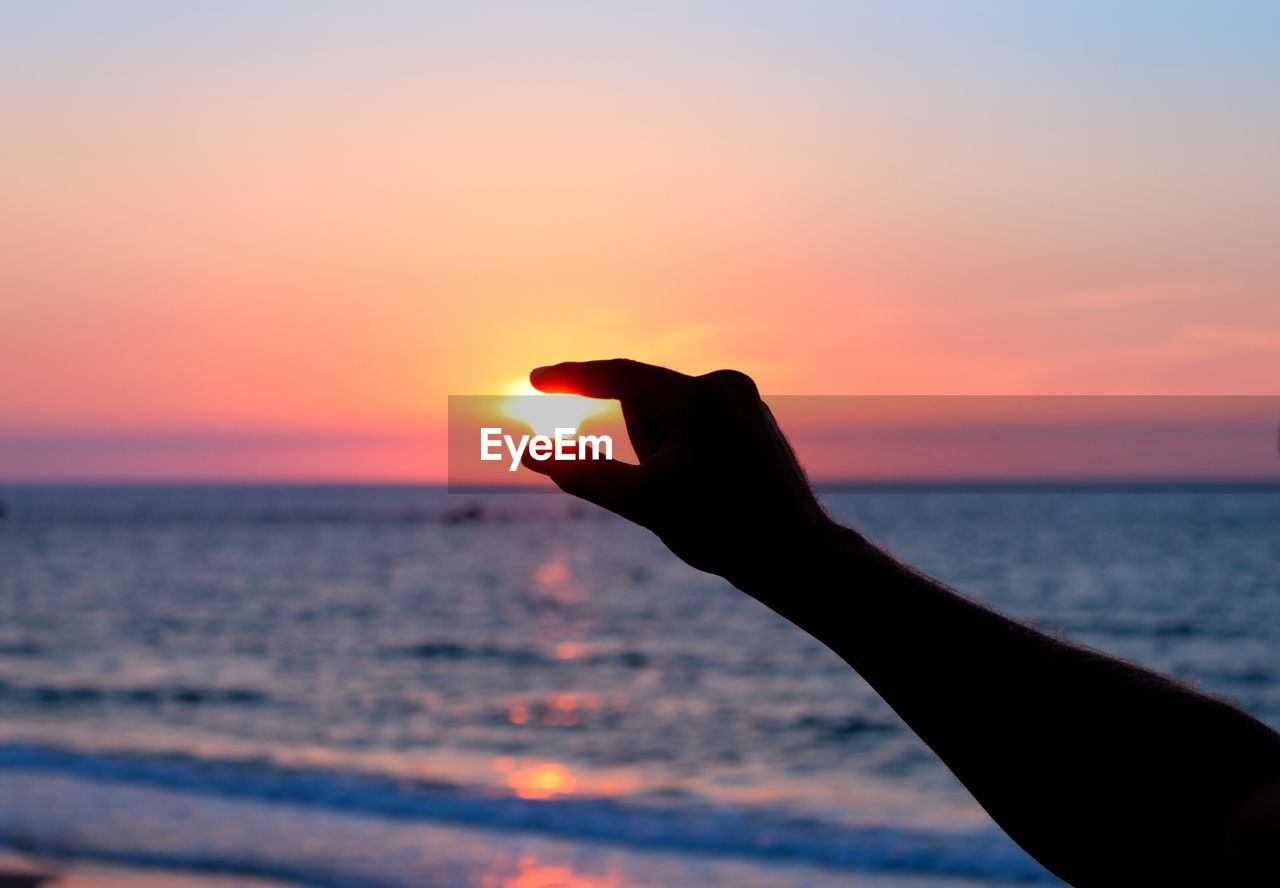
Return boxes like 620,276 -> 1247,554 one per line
0,680 -> 268,708
0,743 -> 1053,883
381,640 -> 652,670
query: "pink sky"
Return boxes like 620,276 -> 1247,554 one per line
2,5 -> 1277,480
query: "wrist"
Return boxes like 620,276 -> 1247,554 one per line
727,514 -> 884,614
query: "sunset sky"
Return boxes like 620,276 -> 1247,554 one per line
2,2 -> 1277,480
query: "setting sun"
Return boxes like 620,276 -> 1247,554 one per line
500,380 -> 614,438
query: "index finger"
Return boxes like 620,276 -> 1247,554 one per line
530,359 -> 692,400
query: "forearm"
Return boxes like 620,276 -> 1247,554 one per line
742,521 -> 1280,884
522,359 -> 1280,882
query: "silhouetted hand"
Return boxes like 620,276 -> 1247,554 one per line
523,359 -> 842,593
523,358 -> 1280,885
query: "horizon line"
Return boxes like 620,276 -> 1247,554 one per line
4,475 -> 1280,493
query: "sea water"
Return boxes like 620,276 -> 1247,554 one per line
0,486 -> 1276,886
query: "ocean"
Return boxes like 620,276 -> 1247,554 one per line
0,485 -> 1276,886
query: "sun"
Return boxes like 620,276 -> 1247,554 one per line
499,379 -> 613,437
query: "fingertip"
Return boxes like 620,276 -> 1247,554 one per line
529,363 -> 568,393
530,358 -> 687,399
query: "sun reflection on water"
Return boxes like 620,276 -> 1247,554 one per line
534,558 -> 572,587
554,641 -> 583,660
503,761 -> 578,799
490,756 -> 640,801
533,554 -> 586,605
486,855 -> 628,888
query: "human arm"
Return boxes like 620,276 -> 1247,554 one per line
522,358 -> 1280,885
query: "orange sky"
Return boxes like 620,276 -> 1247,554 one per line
2,5 -> 1277,480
